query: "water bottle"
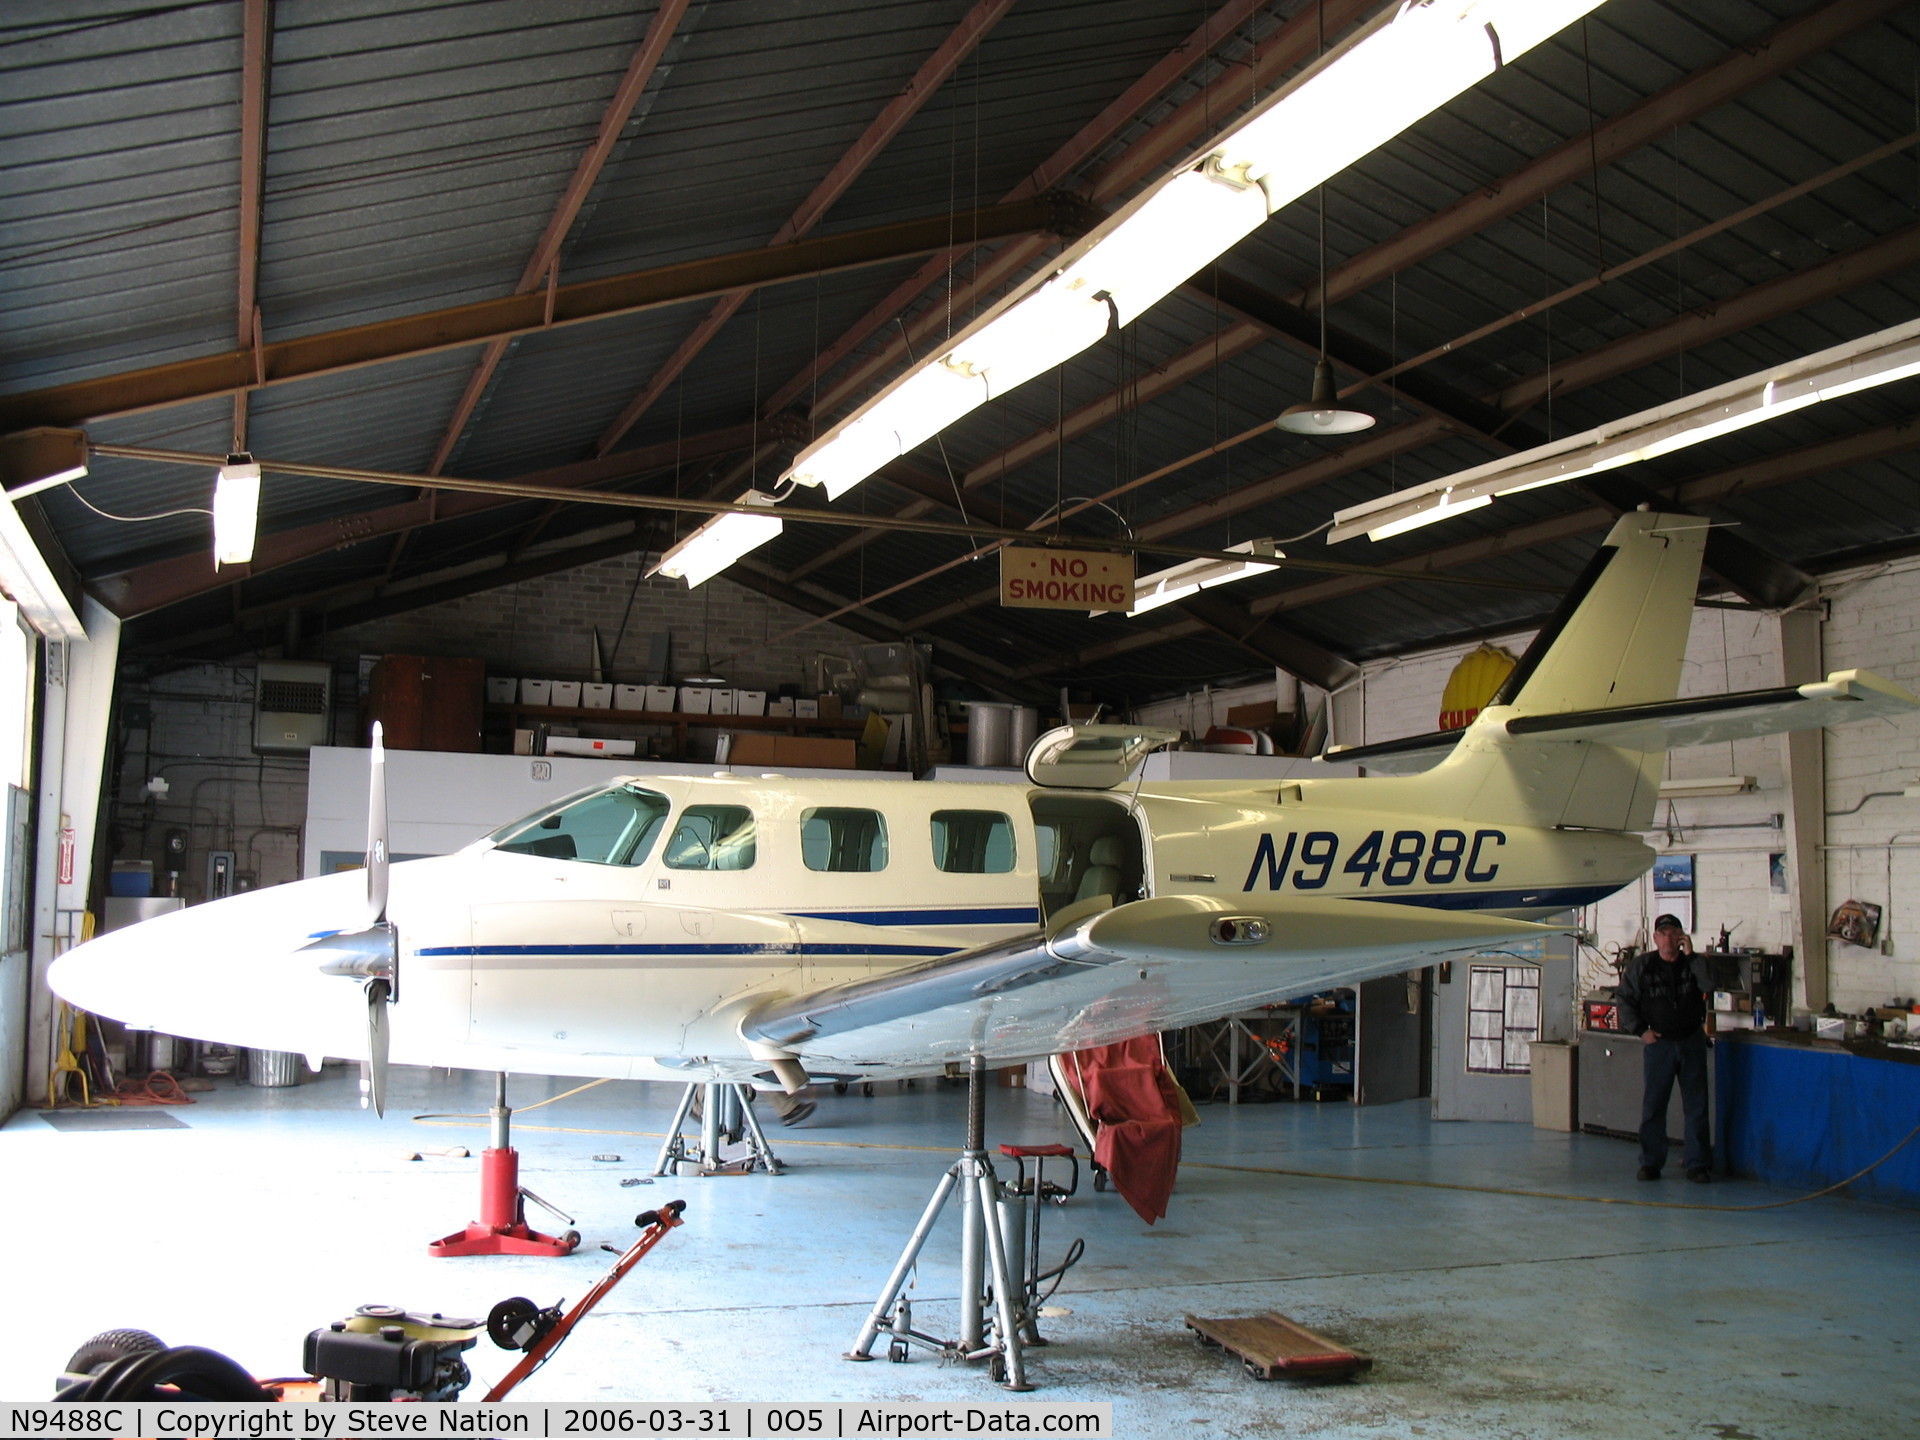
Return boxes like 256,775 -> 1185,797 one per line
1752,997 -> 1766,1031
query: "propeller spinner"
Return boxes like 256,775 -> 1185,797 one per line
302,720 -> 399,1115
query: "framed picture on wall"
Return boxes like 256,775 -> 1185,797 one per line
1828,898 -> 1883,949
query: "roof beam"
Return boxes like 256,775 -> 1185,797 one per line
592,0 -> 1018,457
231,0 -> 271,453
92,421 -> 766,616
797,0 -> 1376,427
786,320 -> 1269,582
1302,0 -> 1909,313
0,197 -> 1062,432
427,0 -> 692,477
756,0 -> 1297,422
1172,591 -> 1359,692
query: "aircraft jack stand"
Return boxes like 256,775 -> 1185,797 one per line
844,1055 -> 1041,1391
429,1074 -> 580,1257
652,1082 -> 786,1176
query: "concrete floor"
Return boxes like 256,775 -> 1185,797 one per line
3,1067 -> 1915,1436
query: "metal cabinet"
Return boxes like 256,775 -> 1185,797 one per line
1576,1028 -> 1714,1142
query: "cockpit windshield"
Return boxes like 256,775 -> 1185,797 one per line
485,784 -> 671,866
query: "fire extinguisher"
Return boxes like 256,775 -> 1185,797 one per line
56,813 -> 75,886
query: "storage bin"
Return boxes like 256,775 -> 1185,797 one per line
550,681 -> 582,707
582,683 -> 613,709
519,679 -> 553,706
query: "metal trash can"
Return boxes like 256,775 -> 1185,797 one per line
246,1047 -> 303,1087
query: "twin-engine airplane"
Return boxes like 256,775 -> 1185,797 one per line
50,512 -> 1919,1110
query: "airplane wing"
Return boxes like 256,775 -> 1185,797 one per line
739,894 -> 1556,1074
1324,668 -> 1920,775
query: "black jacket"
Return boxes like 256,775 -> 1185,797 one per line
1616,950 -> 1714,1039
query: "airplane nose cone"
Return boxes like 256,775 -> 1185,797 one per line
47,863 -> 457,1059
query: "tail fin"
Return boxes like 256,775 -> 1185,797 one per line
1400,511 -> 1708,832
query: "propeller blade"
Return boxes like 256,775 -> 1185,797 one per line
363,977 -> 392,1117
366,720 -> 389,928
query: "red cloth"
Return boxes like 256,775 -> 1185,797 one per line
1074,1035 -> 1183,1224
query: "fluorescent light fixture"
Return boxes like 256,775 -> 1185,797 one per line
784,0 -> 1606,503
1328,314 -> 1920,543
1361,489 -> 1492,542
1658,776 -> 1756,799
0,492 -> 86,640
0,427 -> 89,500
1115,538 -> 1282,617
648,494 -> 784,588
212,453 -> 262,567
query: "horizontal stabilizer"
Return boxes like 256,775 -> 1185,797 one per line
1326,668 -> 1919,776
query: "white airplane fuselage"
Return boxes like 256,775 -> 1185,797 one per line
51,768 -> 1648,1085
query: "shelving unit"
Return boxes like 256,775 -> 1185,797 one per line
486,702 -> 865,762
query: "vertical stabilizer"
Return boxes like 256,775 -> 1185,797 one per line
1403,512 -> 1707,832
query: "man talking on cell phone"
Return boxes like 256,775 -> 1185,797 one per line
1616,914 -> 1717,1183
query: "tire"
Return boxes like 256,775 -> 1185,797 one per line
66,1330 -> 166,1377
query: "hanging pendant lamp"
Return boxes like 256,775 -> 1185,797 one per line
1276,170 -> 1374,437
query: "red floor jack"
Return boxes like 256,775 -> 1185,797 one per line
430,1073 -> 580,1258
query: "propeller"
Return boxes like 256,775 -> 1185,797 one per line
302,721 -> 399,1116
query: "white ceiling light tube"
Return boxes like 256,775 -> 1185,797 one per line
784,0 -> 1608,505
1116,538 -> 1283,617
1328,314 -> 1920,544
212,453 -> 262,567
648,494 -> 784,588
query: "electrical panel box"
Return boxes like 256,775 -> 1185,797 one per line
255,661 -> 332,756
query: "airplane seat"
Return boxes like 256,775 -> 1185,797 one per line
1073,836 -> 1127,907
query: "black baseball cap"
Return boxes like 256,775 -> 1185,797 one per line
1653,913 -> 1686,931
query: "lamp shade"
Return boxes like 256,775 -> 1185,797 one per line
1275,360 -> 1374,436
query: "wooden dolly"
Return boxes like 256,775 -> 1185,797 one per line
1184,1312 -> 1373,1382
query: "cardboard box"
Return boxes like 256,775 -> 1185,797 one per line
582,683 -> 613,709
614,684 -> 648,711
512,729 -> 535,755
710,688 -> 737,716
794,698 -> 819,719
486,676 -> 518,704
679,686 -> 713,714
816,693 -> 843,721
645,684 -> 677,712
767,698 -> 795,718
546,736 -> 637,758
726,734 -> 857,769
550,681 -> 582,708
519,679 -> 553,706
736,690 -> 767,717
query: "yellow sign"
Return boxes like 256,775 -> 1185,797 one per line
1000,546 -> 1134,613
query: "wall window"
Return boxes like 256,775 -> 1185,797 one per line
1466,964 -> 1540,1075
488,784 -> 670,866
801,807 -> 888,872
931,809 -> 1015,873
665,805 -> 757,871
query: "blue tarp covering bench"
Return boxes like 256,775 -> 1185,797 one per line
1715,1033 -> 1920,1207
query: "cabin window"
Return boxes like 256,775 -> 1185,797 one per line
487,784 -> 670,866
664,805 -> 757,871
931,809 -> 1015,873
801,807 -> 889,872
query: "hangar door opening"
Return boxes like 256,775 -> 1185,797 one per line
1,601 -> 37,1120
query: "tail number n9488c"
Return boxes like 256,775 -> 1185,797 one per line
1242,829 -> 1505,892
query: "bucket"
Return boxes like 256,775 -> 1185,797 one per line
247,1047 -> 304,1087
966,702 -> 1015,767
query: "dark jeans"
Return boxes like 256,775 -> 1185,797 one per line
1640,1030 -> 1712,1173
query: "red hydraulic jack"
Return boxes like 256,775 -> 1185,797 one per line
430,1073 -> 580,1258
